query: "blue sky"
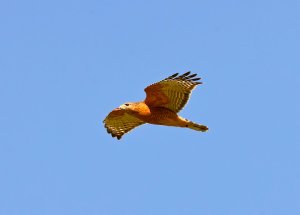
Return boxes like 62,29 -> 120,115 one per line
1,0 -> 300,214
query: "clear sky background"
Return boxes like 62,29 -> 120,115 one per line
0,0 -> 299,214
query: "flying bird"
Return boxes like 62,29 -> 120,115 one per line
103,72 -> 208,139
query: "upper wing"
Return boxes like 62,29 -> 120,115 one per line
144,72 -> 202,113
103,108 -> 145,140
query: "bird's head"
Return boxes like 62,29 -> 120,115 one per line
119,102 -> 134,110
118,102 -> 148,116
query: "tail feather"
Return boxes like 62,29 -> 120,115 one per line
187,121 -> 209,132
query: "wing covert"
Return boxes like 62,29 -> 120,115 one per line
103,108 -> 145,140
144,72 -> 202,113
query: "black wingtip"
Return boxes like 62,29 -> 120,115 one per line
169,73 -> 179,78
165,71 -> 202,85
178,71 -> 191,78
182,71 -> 191,76
190,77 -> 201,81
187,73 -> 197,78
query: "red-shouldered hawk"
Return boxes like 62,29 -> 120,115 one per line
103,72 -> 208,139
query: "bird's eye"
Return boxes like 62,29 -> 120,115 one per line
125,103 -> 129,106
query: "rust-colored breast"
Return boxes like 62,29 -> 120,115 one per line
136,107 -> 180,126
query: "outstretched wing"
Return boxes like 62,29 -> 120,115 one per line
144,72 -> 202,113
103,108 -> 145,140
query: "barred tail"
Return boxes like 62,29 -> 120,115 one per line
187,121 -> 209,132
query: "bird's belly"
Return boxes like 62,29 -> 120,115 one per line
139,108 -> 182,126
147,117 -> 179,126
